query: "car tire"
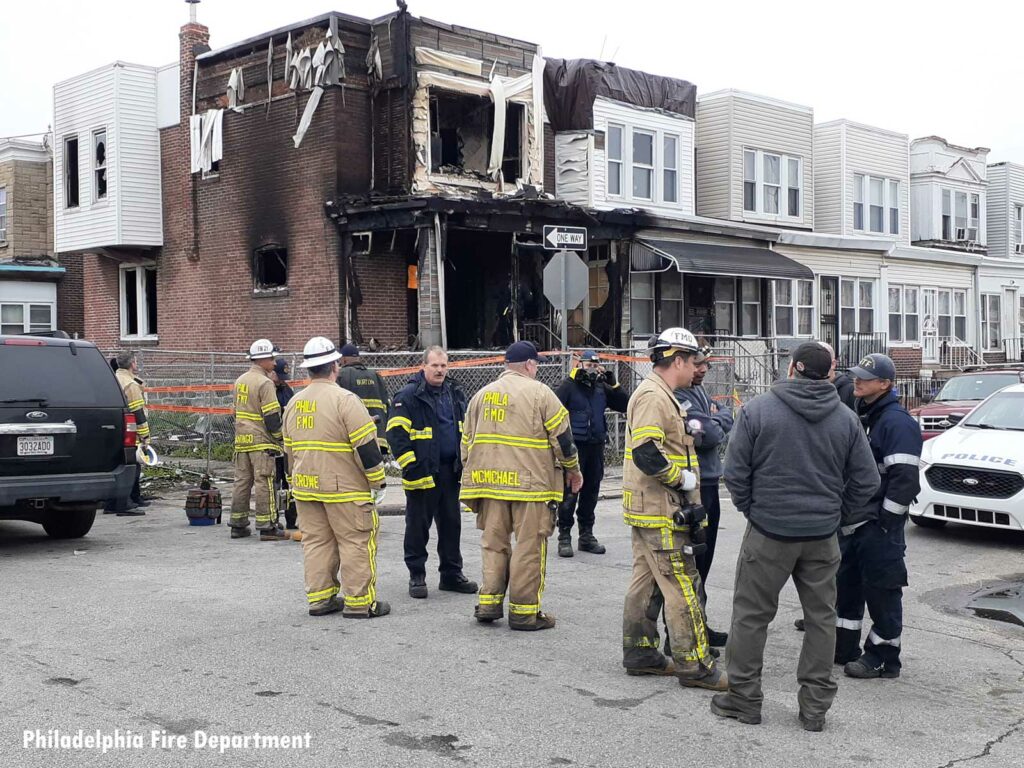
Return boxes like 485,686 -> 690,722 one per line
42,507 -> 97,539
911,515 -> 947,529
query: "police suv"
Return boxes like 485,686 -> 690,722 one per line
910,383 -> 1024,532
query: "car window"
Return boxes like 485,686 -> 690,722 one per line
963,392 -> 1024,430
1,345 -> 125,407
936,374 -> 1020,402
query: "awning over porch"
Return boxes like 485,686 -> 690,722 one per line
631,239 -> 813,280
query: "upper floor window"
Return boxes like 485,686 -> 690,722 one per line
743,149 -> 801,219
853,174 -> 899,235
631,129 -> 654,200
663,135 -> 678,204
0,186 -> 7,243
93,129 -> 107,200
120,265 -> 158,339
607,124 -> 623,196
64,136 -> 79,209
1015,205 -> 1024,248
947,190 -> 981,242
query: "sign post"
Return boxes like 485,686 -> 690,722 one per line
542,242 -> 590,373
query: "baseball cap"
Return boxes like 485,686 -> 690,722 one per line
791,342 -> 833,381
506,340 -> 545,363
849,353 -> 896,381
273,358 -> 289,380
339,343 -> 359,357
580,349 -> 601,362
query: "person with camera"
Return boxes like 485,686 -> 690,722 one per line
620,328 -> 726,692
554,349 -> 628,558
713,342 -> 878,731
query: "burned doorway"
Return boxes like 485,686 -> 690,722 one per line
444,229 -> 515,349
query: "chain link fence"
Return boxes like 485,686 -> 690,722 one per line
109,343 -> 784,471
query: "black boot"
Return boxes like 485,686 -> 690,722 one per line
577,527 -> 606,555
557,529 -> 573,558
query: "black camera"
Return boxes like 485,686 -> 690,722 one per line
672,502 -> 708,556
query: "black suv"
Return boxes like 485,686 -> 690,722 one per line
1,335 -> 137,538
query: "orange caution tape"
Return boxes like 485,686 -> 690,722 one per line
148,404 -> 234,415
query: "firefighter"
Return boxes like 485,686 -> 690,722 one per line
835,354 -> 922,679
271,358 -> 300,539
461,341 -> 583,631
230,338 -> 289,541
336,344 -> 391,456
107,350 -> 149,516
621,327 -> 727,691
283,337 -> 390,618
554,349 -> 628,558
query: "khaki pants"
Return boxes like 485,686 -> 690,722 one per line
622,526 -> 715,679
297,500 -> 380,613
727,524 -> 841,719
476,499 -> 554,623
231,450 -> 277,529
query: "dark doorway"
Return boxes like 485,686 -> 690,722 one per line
820,276 -> 839,349
444,229 -> 514,349
686,276 -> 716,338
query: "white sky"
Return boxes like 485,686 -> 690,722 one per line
2,0 -> 1022,161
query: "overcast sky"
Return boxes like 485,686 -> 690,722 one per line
2,0 -> 1022,161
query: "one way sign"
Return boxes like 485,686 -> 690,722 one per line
543,225 -> 588,251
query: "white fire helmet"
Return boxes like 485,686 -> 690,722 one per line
248,338 -> 279,360
648,327 -> 699,363
299,336 -> 343,369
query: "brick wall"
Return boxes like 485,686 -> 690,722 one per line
57,252 -> 85,337
0,157 -> 53,259
82,254 -> 121,344
889,346 -> 922,377
350,250 -> 409,346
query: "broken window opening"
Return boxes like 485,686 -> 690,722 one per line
93,129 -> 107,200
428,90 -> 524,182
64,136 -> 79,208
351,233 -> 372,254
253,244 -> 289,291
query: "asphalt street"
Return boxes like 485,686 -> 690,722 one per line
1,486 -> 1022,768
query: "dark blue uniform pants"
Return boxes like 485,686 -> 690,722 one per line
695,481 -> 721,605
835,516 -> 908,670
404,463 -> 464,579
557,442 -> 604,533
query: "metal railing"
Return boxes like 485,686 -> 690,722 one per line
839,332 -> 888,369
1003,338 -> 1023,363
935,336 -> 985,370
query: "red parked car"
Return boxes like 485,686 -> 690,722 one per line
910,367 -> 1024,440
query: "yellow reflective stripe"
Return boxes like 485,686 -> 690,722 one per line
387,416 -> 412,432
478,593 -> 504,605
127,399 -> 145,410
509,602 -> 539,615
365,468 -> 386,484
344,594 -> 373,608
460,488 -> 563,502
537,538 -> 547,612
623,512 -> 677,528
307,586 -> 340,604
349,422 -> 376,443
665,528 -> 712,663
470,433 -> 549,449
402,476 -> 436,491
410,428 -> 433,440
396,451 -> 416,468
367,507 -> 379,605
361,398 -> 385,410
261,402 -> 281,413
234,443 -> 280,452
284,439 -> 354,453
292,490 -> 374,503
235,411 -> 263,422
137,424 -> 151,436
667,453 -> 698,467
632,426 -> 666,441
544,407 -> 568,431
666,464 -> 681,486
461,433 -> 472,445
561,455 -> 579,470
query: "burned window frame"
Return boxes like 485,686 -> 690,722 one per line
252,244 -> 289,293
426,87 -> 526,183
93,128 -> 108,201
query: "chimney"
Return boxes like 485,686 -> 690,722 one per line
179,9 -> 210,123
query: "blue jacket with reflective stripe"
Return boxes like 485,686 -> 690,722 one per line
856,390 -> 922,523
387,372 -> 468,484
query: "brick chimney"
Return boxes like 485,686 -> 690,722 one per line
179,21 -> 210,122
177,20 -> 209,262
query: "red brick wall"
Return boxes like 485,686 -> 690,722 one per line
351,251 -> 409,346
82,254 -> 121,345
57,253 -> 85,338
888,346 -> 922,377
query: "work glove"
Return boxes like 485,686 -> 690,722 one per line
602,370 -> 617,387
687,418 -> 704,434
372,487 -> 387,507
678,470 -> 698,492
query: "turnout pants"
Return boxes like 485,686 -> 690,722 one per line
557,442 -> 605,533
231,450 -> 277,530
727,524 -> 840,719
695,481 -> 721,606
297,500 -> 380,614
476,499 -> 554,624
835,517 -> 908,671
622,526 -> 715,679
404,463 -> 464,579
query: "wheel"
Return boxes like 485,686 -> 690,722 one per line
42,507 -> 97,539
911,515 -> 947,529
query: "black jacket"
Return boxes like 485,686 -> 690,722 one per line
834,372 -> 857,411
275,381 -> 295,411
387,372 -> 469,491
337,363 -> 390,440
554,368 -> 628,444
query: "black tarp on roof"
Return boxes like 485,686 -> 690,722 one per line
543,58 -> 696,132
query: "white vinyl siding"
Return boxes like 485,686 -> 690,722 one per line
54,62 -> 163,253
696,91 -> 813,226
985,164 -> 1024,258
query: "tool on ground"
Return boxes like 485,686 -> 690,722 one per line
185,474 -> 223,526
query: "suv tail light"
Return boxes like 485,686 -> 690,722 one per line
124,412 -> 138,448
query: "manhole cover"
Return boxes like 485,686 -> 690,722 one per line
968,584 -> 1024,627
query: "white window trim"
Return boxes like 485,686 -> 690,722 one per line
605,123 -> 684,209
772,278 -> 814,338
662,133 -> 679,205
63,134 -> 80,210
887,285 -> 922,345
0,301 -> 56,335
119,265 -> 158,341
739,278 -> 762,337
606,123 -> 624,198
0,185 -> 7,244
839,278 -> 876,335
852,174 -> 900,235
981,293 -> 1001,350
93,127 -> 108,202
1014,205 -> 1024,246
742,148 -> 802,223
630,128 -> 656,202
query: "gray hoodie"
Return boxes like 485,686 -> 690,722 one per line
724,378 -> 879,540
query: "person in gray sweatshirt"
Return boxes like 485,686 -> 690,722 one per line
711,341 -> 879,732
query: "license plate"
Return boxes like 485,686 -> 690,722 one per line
17,436 -> 54,456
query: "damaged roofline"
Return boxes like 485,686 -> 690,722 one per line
196,11 -> 371,65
